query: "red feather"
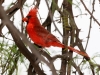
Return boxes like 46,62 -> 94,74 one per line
23,7 -> 89,58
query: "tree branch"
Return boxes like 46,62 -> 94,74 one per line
80,0 -> 100,26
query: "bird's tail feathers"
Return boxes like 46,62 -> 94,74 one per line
67,46 -> 90,59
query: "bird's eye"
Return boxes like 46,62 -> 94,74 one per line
26,16 -> 31,19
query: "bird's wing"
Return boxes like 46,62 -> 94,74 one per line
34,25 -> 50,37
34,25 -> 60,42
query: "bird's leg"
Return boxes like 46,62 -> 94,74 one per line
33,43 -> 44,51
34,43 -> 42,48
38,47 -> 44,51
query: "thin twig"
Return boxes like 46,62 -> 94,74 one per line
85,0 -> 95,50
80,0 -> 100,26
45,0 -> 63,37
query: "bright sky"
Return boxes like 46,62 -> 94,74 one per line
2,0 -> 100,75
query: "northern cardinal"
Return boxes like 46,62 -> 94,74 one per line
23,7 -> 89,58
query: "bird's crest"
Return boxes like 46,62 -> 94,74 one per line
27,7 -> 38,17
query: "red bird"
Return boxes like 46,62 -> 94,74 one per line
23,7 -> 89,58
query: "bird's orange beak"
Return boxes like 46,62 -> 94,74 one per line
22,17 -> 28,22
